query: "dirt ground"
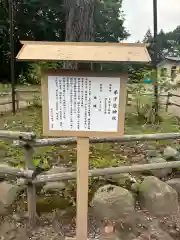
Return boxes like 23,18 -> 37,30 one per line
0,208 -> 100,240
1,86 -> 180,239
1,206 -> 180,240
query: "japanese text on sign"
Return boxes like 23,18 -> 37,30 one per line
48,76 -> 120,132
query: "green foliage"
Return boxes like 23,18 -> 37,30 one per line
0,0 -> 129,83
0,0 -> 65,81
143,27 -> 180,62
28,94 -> 41,108
18,61 -> 62,85
128,62 -> 178,124
0,140 -> 9,158
90,156 -> 119,168
128,65 -> 151,83
0,83 -> 10,91
130,25 -> 180,123
33,157 -> 50,169
128,67 -> 179,124
128,83 -> 155,123
93,0 -> 129,72
95,0 -> 129,42
143,28 -> 153,43
1,103 -> 180,208
18,74 -> 30,85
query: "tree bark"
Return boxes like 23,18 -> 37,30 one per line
65,0 -> 94,42
64,0 -> 94,69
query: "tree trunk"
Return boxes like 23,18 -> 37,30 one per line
64,0 -> 94,69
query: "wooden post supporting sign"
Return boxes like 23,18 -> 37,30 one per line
41,70 -> 127,240
76,137 -> 89,240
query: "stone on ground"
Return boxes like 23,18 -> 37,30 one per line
138,176 -> 179,216
91,184 -> 135,221
105,173 -> 136,187
163,146 -> 179,161
146,150 -> 161,158
0,222 -> 29,239
147,157 -> 172,178
0,181 -> 24,215
149,225 -> 174,240
166,178 -> 180,199
43,166 -> 67,192
43,181 -> 66,193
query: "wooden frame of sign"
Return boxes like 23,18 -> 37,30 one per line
41,70 -> 127,240
41,70 -> 127,137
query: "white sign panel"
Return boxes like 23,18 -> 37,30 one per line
48,76 -> 120,132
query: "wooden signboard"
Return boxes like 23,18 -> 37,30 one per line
41,70 -> 127,240
17,40 -> 150,240
41,70 -> 127,137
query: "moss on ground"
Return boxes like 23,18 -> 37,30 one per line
0,106 -> 179,168
0,106 -> 180,211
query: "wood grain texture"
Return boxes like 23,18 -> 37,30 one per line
76,137 -> 89,240
14,132 -> 180,148
28,160 -> 180,184
24,145 -> 37,226
16,41 -> 151,62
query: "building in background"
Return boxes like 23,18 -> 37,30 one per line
157,57 -> 180,84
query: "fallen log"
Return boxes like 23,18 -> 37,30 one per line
0,130 -> 36,140
13,132 -> 180,148
32,160 -> 180,184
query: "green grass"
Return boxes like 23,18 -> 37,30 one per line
0,107 -> 127,169
1,105 -> 180,210
0,84 -> 40,92
0,83 -> 11,93
0,105 -> 179,169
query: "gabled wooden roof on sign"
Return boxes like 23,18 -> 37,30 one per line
16,41 -> 151,63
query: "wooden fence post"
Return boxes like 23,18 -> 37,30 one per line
24,144 -> 37,226
166,92 -> 171,112
15,91 -> 19,110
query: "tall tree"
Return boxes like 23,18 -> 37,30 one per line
0,0 -> 130,81
64,0 -> 94,69
166,26 -> 180,45
143,27 -> 180,63
0,0 -> 65,81
94,0 -> 129,71
143,28 -> 153,44
15,0 -> 65,41
0,0 -> 10,79
95,0 -> 129,42
65,0 -> 94,42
